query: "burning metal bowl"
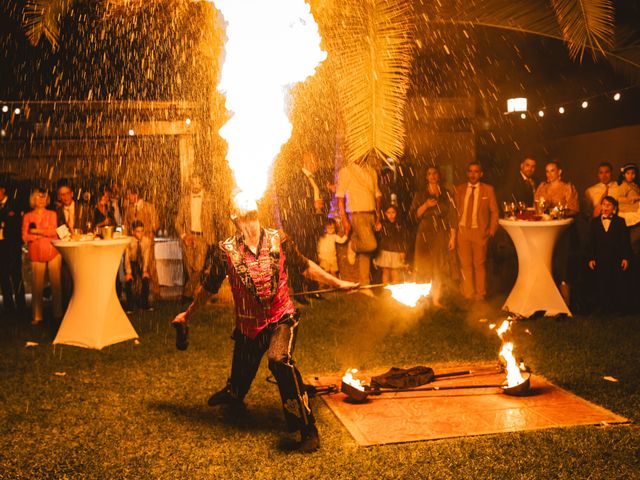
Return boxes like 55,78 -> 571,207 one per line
501,372 -> 532,396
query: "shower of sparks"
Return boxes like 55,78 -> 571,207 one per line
211,0 -> 326,205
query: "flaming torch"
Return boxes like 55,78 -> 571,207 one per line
384,282 -> 432,308
213,0 -> 326,205
490,318 -> 531,395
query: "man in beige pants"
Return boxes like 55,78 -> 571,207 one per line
455,162 -> 499,301
337,158 -> 382,294
175,175 -> 218,300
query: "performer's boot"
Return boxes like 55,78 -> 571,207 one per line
207,384 -> 244,409
299,424 -> 320,453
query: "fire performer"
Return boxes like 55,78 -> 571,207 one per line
172,196 -> 357,452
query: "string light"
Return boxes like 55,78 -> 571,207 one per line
128,129 -> 135,136
507,85 -> 635,120
185,118 -> 191,125
1,106 -> 8,113
520,113 -> 527,119
14,108 -> 21,115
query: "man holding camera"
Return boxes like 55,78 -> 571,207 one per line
172,194 -> 357,453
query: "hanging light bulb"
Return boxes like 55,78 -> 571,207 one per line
1,106 -> 8,113
581,101 -> 589,109
128,129 -> 135,136
185,118 -> 191,125
520,113 -> 527,119
558,106 -> 565,114
14,108 -> 21,115
613,92 -> 621,101
538,110 -> 544,117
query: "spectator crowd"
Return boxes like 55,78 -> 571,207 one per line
2,155 -> 640,325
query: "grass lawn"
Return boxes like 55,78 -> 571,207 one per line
0,292 -> 638,479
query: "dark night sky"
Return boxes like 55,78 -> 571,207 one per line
1,0 -> 639,136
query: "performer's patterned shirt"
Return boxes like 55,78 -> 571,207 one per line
201,228 -> 308,339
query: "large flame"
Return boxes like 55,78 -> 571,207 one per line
342,368 -> 366,392
492,318 -> 526,388
213,0 -> 326,204
384,282 -> 432,307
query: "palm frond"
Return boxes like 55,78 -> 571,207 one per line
22,0 -> 72,49
326,0 -> 415,166
418,0 -> 614,63
606,27 -> 640,83
550,0 -> 614,61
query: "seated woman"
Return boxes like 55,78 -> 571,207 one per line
93,186 -> 116,229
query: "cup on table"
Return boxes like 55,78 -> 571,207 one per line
101,226 -> 114,240
72,228 -> 83,240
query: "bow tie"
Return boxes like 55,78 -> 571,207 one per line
602,216 -> 613,220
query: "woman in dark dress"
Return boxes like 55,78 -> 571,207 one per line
411,165 -> 458,308
93,186 -> 116,229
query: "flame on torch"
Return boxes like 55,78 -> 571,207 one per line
213,0 -> 326,205
492,318 -> 526,388
342,368 -> 366,392
384,282 -> 432,307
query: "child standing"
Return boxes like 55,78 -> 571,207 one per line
124,220 -> 153,312
374,205 -> 408,284
316,218 -> 348,277
587,196 -> 632,313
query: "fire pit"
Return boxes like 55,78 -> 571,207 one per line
341,369 -> 532,403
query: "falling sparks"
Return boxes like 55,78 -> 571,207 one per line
213,0 -> 326,204
384,282 -> 432,307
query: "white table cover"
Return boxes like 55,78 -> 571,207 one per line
500,218 -> 573,317
154,238 -> 184,287
52,238 -> 139,349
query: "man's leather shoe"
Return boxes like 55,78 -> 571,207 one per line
208,387 -> 243,407
299,425 -> 320,453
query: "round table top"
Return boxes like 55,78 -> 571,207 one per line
52,237 -> 132,248
499,218 -> 574,228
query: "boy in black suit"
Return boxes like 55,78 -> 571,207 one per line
587,196 -> 632,313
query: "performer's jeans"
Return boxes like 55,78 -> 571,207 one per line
228,313 -> 314,432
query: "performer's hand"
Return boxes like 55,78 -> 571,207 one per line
621,259 -> 629,271
172,311 -> 188,325
425,199 -> 438,208
336,280 -> 359,290
374,220 -> 382,232
588,260 -> 596,270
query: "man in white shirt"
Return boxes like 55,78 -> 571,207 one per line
584,162 -> 619,218
175,174 -> 218,300
336,155 -> 382,291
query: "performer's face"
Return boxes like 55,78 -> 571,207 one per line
237,212 -> 260,244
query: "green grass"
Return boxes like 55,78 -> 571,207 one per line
0,294 -> 638,479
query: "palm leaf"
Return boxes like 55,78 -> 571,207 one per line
417,0 -> 614,62
550,0 -> 614,61
325,0 -> 415,166
22,0 -> 72,49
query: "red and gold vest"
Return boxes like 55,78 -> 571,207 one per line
220,228 -> 296,339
